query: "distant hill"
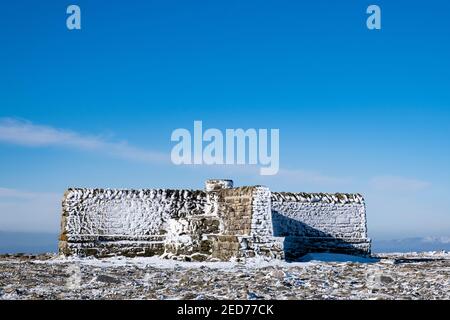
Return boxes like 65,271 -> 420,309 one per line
372,236 -> 450,253
0,231 -> 58,254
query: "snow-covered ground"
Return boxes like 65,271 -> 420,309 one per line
32,253 -> 367,269
1,251 -> 449,300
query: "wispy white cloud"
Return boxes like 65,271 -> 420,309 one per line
369,175 -> 431,192
0,118 -> 168,164
0,118 -> 354,187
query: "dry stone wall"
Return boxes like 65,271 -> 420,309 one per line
59,180 -> 371,260
59,188 -> 206,257
271,192 -> 371,259
251,187 -> 273,237
216,187 -> 253,236
211,186 -> 284,260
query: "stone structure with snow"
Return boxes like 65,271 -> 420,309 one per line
59,179 -> 371,261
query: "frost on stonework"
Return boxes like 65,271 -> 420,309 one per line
59,179 -> 371,261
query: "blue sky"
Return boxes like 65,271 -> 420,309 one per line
0,0 -> 449,239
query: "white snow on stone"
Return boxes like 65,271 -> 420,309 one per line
33,253 -> 382,270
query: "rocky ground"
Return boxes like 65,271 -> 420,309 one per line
0,252 -> 448,300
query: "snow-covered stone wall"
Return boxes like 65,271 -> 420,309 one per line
59,188 -> 206,257
58,180 -> 370,260
271,192 -> 371,259
251,187 -> 273,237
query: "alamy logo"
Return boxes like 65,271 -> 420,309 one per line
367,5 -> 381,30
171,121 -> 279,175
66,5 -> 81,30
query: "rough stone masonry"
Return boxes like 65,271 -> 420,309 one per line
59,179 -> 371,261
